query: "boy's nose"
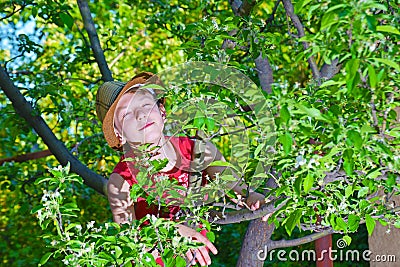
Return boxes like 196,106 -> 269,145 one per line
136,110 -> 146,121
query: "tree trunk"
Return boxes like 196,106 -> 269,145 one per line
368,191 -> 400,267
236,219 -> 274,266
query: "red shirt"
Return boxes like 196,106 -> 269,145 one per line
112,136 -> 205,220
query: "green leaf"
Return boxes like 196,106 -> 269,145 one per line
361,124 -> 376,135
208,160 -> 232,167
303,173 -> 314,193
98,252 -> 115,262
343,159 -> 354,175
357,187 -> 369,198
386,173 -> 396,189
175,256 -> 187,267
343,148 -> 353,161
320,80 -> 346,88
31,205 -> 44,214
220,175 -> 238,182
205,118 -> 215,131
347,130 -> 363,149
39,252 -> 53,266
280,105 -> 290,125
376,141 -> 393,156
336,216 -> 347,231
366,15 -> 377,31
346,59 -> 360,79
285,210 -> 302,236
279,132 -> 293,155
371,58 -> 400,72
193,110 -> 205,129
294,176 -> 302,196
367,64 -> 377,88
347,214 -> 360,232
364,3 -> 387,11
365,214 -> 376,236
296,104 -> 328,122
115,246 -> 122,258
59,13 -> 74,30
345,186 -> 353,198
206,231 -> 215,242
342,235 -> 352,246
376,25 -> 400,35
198,100 -> 207,111
321,12 -> 337,30
193,115 -> 205,129
208,160 -> 240,173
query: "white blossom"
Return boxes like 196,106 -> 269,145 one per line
87,221 -> 95,229
295,155 -> 307,168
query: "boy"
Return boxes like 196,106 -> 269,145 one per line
96,72 -> 267,266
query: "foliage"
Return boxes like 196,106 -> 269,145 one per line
32,163 -> 205,267
0,0 -> 399,266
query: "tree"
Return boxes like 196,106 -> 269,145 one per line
0,0 -> 399,266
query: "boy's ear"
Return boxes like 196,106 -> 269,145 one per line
114,128 -> 126,145
159,104 -> 166,120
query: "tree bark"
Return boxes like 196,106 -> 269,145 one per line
255,53 -> 273,94
236,219 -> 275,267
0,66 -> 108,195
77,0 -> 113,82
281,0 -> 321,83
368,191 -> 400,267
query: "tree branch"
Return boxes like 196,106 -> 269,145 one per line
226,0 -> 274,93
281,0 -> 321,83
0,66 -> 107,195
1,4 -> 25,21
77,0 -> 113,82
229,0 -> 257,16
255,53 -> 273,93
212,199 -> 288,224
267,230 -> 334,250
320,58 -> 341,80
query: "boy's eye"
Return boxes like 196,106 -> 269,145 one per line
122,112 -> 132,119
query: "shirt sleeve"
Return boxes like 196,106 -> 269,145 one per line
107,173 -> 136,224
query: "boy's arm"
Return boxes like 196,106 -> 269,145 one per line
107,173 -> 136,224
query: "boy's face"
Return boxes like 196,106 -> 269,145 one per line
113,90 -> 165,146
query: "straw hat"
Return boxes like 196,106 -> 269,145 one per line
96,72 -> 164,150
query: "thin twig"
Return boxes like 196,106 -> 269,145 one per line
109,49 -> 127,68
1,4 -> 25,21
370,90 -> 379,129
261,0 -> 281,32
381,92 -> 394,139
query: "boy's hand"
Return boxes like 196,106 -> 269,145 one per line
176,224 -> 218,266
245,192 -> 270,222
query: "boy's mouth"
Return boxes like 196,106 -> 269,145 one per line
139,122 -> 154,131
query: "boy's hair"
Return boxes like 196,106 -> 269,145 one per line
96,72 -> 164,150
